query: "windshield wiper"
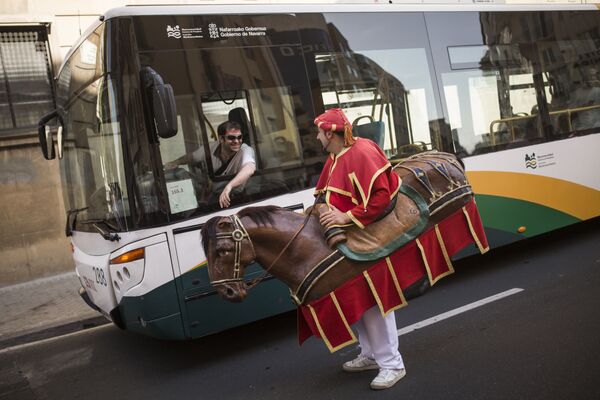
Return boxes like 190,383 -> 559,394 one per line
80,218 -> 121,242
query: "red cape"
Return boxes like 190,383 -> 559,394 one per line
314,138 -> 400,228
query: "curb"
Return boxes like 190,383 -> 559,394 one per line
0,316 -> 110,351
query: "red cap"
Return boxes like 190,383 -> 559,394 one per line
314,108 -> 355,146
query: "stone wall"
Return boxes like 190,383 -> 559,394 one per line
0,136 -> 73,285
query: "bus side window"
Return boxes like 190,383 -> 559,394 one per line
247,86 -> 302,169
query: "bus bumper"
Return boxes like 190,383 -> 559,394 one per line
78,286 -> 102,314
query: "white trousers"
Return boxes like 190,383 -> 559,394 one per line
354,306 -> 405,370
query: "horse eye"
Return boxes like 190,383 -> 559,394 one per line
218,249 -> 230,257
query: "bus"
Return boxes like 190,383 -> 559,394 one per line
38,3 -> 600,340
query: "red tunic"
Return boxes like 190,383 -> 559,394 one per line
314,138 -> 400,228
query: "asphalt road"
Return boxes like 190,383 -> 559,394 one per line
1,219 -> 599,400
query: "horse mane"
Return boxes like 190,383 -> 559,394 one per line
237,205 -> 282,226
201,205 -> 284,254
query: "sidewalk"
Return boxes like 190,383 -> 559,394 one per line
0,272 -> 109,350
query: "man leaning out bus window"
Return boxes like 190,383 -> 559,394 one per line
165,121 -> 256,208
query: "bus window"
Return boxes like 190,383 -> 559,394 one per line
316,48 -> 438,159
427,11 -> 600,156
248,86 -> 302,168
301,12 -> 443,159
540,41 -> 600,135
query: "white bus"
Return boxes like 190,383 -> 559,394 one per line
38,3 -> 600,340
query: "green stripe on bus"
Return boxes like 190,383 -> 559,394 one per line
475,194 -> 581,238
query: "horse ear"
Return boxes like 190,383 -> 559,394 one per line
217,217 -> 231,229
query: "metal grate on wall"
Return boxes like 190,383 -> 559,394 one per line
0,26 -> 55,137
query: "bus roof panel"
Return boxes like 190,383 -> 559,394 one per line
102,3 -> 597,21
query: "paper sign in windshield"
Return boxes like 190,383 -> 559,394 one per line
167,179 -> 198,214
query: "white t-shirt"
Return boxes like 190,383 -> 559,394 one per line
191,142 -> 256,176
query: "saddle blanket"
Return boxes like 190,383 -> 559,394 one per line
297,198 -> 488,352
337,184 -> 429,261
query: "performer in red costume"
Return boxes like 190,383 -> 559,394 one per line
314,108 -> 406,390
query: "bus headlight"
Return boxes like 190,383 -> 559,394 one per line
109,248 -> 145,301
110,248 -> 145,264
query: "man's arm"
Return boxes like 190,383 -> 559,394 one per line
164,154 -> 190,170
165,147 -> 206,170
320,174 -> 392,229
219,162 -> 256,208
346,185 -> 391,228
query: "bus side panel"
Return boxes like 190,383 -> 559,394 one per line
119,281 -> 185,340
465,134 -> 600,244
185,277 -> 295,338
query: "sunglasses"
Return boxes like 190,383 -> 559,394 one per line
225,135 -> 243,142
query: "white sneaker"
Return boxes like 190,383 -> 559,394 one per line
342,355 -> 379,372
370,368 -> 406,390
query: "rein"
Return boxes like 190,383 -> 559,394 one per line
245,209 -> 312,289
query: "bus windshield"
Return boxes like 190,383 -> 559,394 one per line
60,75 -> 129,233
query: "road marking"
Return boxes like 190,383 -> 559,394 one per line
397,288 -> 524,337
2,288 -> 524,354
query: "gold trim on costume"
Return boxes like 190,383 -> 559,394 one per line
347,210 -> 365,229
462,206 -> 490,254
307,303 -> 357,353
348,163 -> 391,207
363,270 -> 385,316
416,238 -> 434,286
348,171 -> 367,206
389,182 -> 401,200
307,304 -> 334,351
330,292 -> 357,345
385,257 -> 407,315
336,145 -> 352,158
433,225 -> 455,285
325,187 -> 359,204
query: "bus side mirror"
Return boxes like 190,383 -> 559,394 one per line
38,110 -> 64,160
151,82 -> 177,138
142,66 -> 178,139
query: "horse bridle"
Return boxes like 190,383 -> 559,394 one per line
210,214 -> 256,287
209,207 -> 313,290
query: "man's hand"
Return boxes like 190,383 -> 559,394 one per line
219,184 -> 233,208
319,205 -> 351,228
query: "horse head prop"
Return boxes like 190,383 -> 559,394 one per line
202,206 -> 341,304
201,214 -> 256,302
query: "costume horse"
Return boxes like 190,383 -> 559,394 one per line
202,152 -> 479,306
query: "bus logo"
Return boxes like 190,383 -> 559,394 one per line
167,25 -> 182,39
525,153 -> 537,169
209,23 -> 219,39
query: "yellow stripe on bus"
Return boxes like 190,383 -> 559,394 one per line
188,260 -> 208,272
467,171 -> 600,221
